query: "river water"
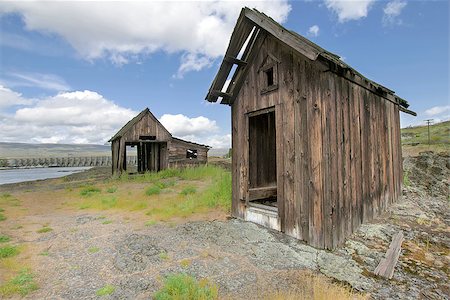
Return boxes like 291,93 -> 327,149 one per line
0,167 -> 91,185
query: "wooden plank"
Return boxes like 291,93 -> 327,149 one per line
248,186 -> 277,201
243,8 -> 320,61
341,78 -> 352,238
307,61 -> 324,248
224,55 -> 248,66
374,231 -> 404,279
335,76 -> 344,246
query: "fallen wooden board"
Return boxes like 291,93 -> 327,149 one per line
374,230 -> 404,279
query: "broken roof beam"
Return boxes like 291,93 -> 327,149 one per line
224,55 -> 247,67
206,12 -> 254,102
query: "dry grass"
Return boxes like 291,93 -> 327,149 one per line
264,271 -> 367,300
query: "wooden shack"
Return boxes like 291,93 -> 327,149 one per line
205,8 -> 416,249
110,108 -> 209,175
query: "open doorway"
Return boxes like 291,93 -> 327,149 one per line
125,144 -> 138,173
248,108 -> 277,210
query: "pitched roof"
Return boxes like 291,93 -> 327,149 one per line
171,137 -> 210,149
205,7 -> 415,116
108,108 -> 171,142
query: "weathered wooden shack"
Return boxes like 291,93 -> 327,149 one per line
110,108 -> 209,175
205,8 -> 416,249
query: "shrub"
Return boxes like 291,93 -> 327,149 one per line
180,186 -> 197,195
0,269 -> 38,296
154,273 -> 218,300
106,186 -> 117,193
146,185 -> 161,196
96,285 -> 115,296
0,235 -> 10,243
80,186 -> 101,197
37,227 -> 52,234
0,245 -> 19,258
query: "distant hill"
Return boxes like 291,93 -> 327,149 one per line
0,142 -> 111,158
0,142 -> 230,159
401,120 -> 449,157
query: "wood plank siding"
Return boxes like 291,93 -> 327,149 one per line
231,34 -> 404,249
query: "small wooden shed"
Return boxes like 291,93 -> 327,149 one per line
110,108 -> 209,175
205,8 -> 416,249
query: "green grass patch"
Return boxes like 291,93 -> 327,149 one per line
80,186 -> 101,197
403,170 -> 411,187
96,284 -> 115,296
106,186 -> 117,193
145,220 -> 157,226
88,247 -> 100,253
0,213 -> 6,221
146,185 -> 162,196
0,194 -> 21,207
36,226 -> 53,234
0,269 -> 38,297
159,251 -> 169,260
154,273 -> 218,300
39,251 -> 49,256
0,245 -> 19,258
0,208 -> 4,212
180,186 -> 197,195
102,220 -> 113,224
101,196 -> 118,209
0,235 -> 11,243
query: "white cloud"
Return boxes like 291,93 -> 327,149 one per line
307,25 -> 320,37
0,1 -> 291,76
159,114 -> 219,137
203,134 -> 232,149
0,89 -> 137,144
382,0 -> 407,26
425,105 -> 450,117
325,0 -> 375,22
0,85 -> 34,109
4,72 -> 71,91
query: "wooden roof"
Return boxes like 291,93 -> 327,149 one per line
205,8 -> 416,116
109,108 -> 210,149
109,108 -> 170,142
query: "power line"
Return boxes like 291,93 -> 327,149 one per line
424,119 -> 434,145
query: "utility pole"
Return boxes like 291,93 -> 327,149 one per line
424,119 -> 433,145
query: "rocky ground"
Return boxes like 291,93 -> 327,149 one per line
0,152 -> 448,299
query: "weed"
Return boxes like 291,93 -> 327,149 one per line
37,226 -> 53,233
101,196 -> 118,209
102,220 -> 113,224
96,284 -> 115,296
79,204 -> 91,210
11,225 -> 23,230
180,186 -> 197,195
0,213 -> 6,221
145,220 -> 157,226
159,251 -> 169,260
0,245 -> 19,258
0,208 -> 4,212
146,185 -> 161,196
39,251 -> 49,256
0,235 -> 11,243
106,186 -> 117,193
88,247 -> 100,253
80,186 -> 101,197
154,273 -> 218,300
403,170 -> 411,187
0,269 -> 38,296
180,259 -> 191,269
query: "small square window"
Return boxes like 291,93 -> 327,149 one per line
265,67 -> 274,87
186,149 -> 198,159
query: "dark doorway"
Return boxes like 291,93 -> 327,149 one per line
248,108 -> 277,208
137,142 -> 166,173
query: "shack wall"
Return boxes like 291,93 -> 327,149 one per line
231,35 -> 402,249
168,139 -> 209,168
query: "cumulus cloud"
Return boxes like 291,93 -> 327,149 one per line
307,25 -> 320,37
325,0 -> 375,22
382,0 -> 407,26
0,1 -> 291,77
159,113 -> 230,148
0,85 -> 34,109
0,89 -> 137,144
159,114 -> 219,137
425,105 -> 450,117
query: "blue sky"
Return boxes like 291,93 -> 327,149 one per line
0,1 -> 448,148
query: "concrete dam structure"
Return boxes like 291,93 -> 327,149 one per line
6,156 -> 137,168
